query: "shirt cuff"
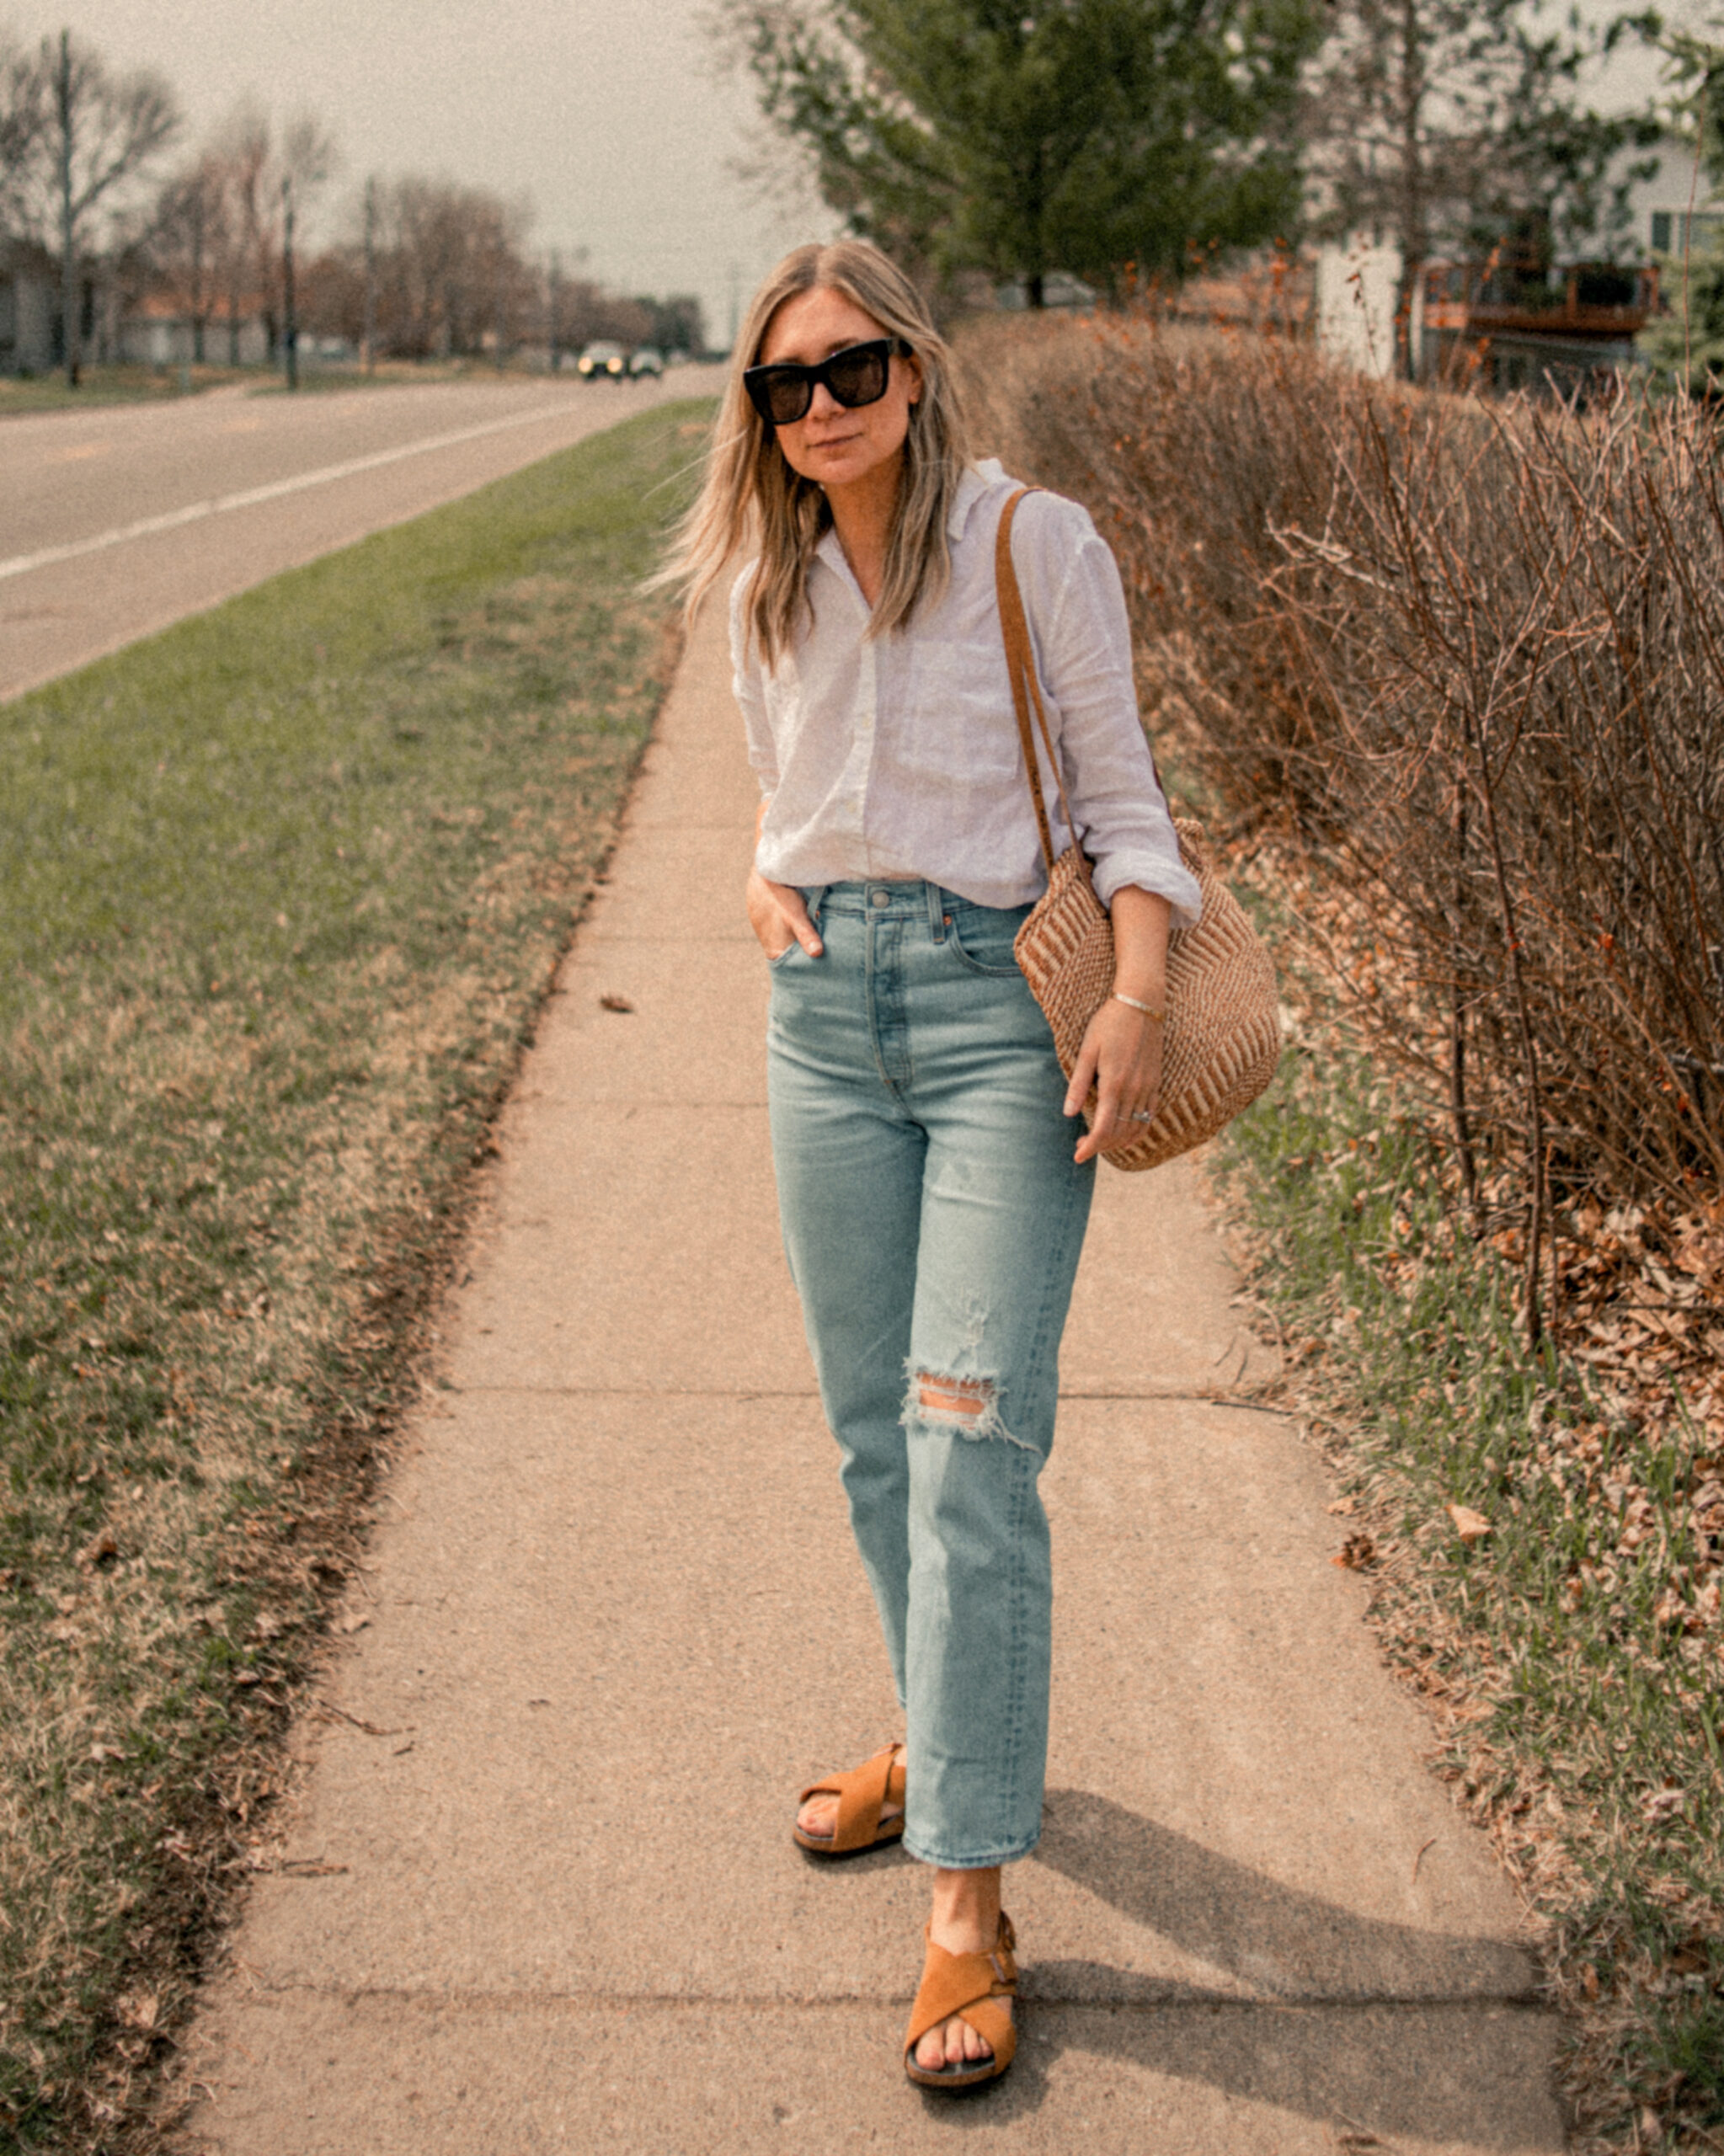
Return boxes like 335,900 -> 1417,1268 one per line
1092,854 -> 1204,930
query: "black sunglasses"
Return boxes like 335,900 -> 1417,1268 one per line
743,337 -> 914,427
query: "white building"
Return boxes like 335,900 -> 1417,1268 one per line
1616,136 -> 1720,259
1316,237 -> 1403,377
115,300 -> 270,368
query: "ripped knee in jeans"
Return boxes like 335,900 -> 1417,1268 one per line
905,1370 -> 1033,1450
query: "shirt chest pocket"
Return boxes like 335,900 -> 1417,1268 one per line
899,640 -> 1029,794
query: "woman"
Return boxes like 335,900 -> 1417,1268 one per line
665,240 -> 1200,2089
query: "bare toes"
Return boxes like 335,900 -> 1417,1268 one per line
798,1796 -> 839,1838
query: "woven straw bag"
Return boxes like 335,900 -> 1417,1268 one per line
996,489 -> 1281,1171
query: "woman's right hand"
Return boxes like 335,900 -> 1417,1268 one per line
747,867 -> 823,960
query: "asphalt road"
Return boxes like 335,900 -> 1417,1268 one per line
0,370 -> 721,703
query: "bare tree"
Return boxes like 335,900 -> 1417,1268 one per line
152,153 -> 229,362
291,184 -> 681,369
0,32 -> 46,229
190,104 -> 334,369
202,103 -> 270,362
34,28 -> 179,384
358,175 -> 532,358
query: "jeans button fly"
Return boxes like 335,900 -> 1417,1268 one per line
870,889 -> 889,907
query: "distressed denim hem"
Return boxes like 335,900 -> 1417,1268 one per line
902,1828 -> 1041,1870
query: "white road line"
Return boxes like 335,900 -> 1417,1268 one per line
0,401 -> 590,584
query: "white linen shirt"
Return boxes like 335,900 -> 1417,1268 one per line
729,458 -> 1202,924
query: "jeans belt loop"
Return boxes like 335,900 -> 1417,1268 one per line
926,881 -> 947,945
804,884 -> 828,931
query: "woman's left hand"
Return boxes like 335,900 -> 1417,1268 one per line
1065,997 -> 1164,1164
1065,886 -> 1172,1165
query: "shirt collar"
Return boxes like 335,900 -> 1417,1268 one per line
947,457 -> 1006,540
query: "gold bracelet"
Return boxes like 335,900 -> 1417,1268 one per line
1112,991 -> 1166,1022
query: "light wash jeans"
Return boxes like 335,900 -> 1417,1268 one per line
767,879 -> 1095,1867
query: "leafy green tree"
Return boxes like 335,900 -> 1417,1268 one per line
718,0 -> 1317,300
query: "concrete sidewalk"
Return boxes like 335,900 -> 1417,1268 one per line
183,599 -> 1566,2153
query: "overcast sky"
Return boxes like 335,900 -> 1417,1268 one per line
3,0 -> 833,347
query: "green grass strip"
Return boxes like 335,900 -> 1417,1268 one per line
0,398 -> 711,2146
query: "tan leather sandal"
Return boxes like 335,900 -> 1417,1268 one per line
903,1912 -> 1017,2090
791,1741 -> 906,1856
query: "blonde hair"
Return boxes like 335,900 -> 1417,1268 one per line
659,240 -> 972,670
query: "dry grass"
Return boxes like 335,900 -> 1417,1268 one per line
0,401 -> 709,2150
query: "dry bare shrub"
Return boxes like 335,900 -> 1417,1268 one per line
960,315 -> 1724,1330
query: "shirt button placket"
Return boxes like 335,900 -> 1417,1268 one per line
845,635 -> 877,861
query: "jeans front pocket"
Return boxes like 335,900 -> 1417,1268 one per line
767,939 -> 803,969
947,905 -> 1030,978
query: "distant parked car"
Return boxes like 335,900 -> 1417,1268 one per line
577,341 -> 627,380
627,346 -> 665,378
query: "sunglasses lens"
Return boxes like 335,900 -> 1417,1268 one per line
767,374 -> 813,424
825,347 -> 888,408
745,370 -> 809,425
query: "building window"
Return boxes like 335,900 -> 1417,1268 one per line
1654,210 -> 1724,255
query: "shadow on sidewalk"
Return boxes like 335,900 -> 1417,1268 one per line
899,1788 -> 1550,2143
915,1989 -> 1551,2148
1033,1789 -> 1536,2004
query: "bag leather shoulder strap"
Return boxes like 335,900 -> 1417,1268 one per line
995,487 -> 1081,875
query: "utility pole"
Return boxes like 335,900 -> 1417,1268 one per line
546,248 -> 561,374
190,173 -> 205,365
56,30 -> 78,389
362,176 -> 377,374
280,172 -> 297,390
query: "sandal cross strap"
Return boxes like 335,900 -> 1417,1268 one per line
904,1912 -> 1017,2089
792,1741 -> 906,1856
